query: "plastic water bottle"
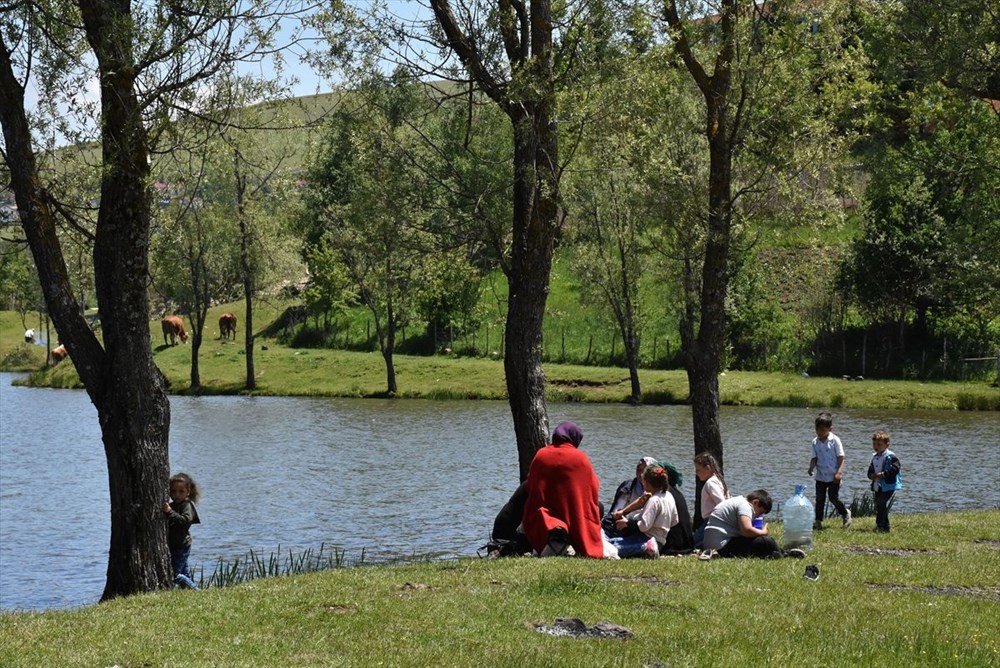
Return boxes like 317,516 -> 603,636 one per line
783,484 -> 814,550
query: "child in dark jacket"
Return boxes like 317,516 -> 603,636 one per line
163,472 -> 201,589
867,431 -> 902,533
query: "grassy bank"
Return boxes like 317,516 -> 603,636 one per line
4,306 -> 998,410
2,510 -> 997,666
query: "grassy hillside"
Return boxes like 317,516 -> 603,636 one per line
1,510 -> 998,666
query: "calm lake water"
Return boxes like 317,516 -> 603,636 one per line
1,371 -> 998,611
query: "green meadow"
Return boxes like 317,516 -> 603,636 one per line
1,510 -> 997,667
3,303 -> 998,410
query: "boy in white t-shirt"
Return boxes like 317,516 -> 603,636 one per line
807,412 -> 851,530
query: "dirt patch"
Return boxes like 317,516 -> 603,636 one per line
323,605 -> 354,614
400,582 -> 433,591
973,539 -> 1000,548
603,576 -> 680,587
865,583 -> 1000,602
845,546 -> 934,557
533,618 -> 633,639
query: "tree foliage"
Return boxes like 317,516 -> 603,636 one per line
300,75 -> 444,394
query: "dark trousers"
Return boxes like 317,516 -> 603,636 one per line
718,535 -> 781,559
815,480 -> 848,522
874,490 -> 895,532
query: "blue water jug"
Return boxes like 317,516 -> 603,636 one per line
783,484 -> 814,550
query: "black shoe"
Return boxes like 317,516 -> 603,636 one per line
785,548 -> 806,559
546,527 -> 571,556
803,564 -> 820,581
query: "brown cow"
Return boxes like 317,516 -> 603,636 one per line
51,344 -> 68,363
161,315 -> 189,345
219,313 -> 237,340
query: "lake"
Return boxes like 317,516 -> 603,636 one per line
1,372 -> 998,611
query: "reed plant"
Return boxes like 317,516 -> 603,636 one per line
200,544 -> 363,588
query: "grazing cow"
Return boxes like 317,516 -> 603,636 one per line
161,315 -> 189,345
51,344 -> 68,363
219,313 -> 237,340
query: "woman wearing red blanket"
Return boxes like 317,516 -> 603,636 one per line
522,421 -> 604,558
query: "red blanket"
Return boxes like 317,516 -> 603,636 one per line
522,443 -> 604,558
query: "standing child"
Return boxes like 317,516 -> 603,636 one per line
163,472 -> 201,589
693,453 -> 729,549
609,464 -> 678,558
807,412 -> 851,530
867,430 -> 902,533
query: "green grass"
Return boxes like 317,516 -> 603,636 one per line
2,510 -> 997,666
0,311 -> 47,371
4,305 -> 998,409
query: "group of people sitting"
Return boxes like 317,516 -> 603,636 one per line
488,421 -> 805,561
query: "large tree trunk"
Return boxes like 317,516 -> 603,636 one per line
81,0 -> 174,601
506,108 -> 560,481
2,3 -> 174,602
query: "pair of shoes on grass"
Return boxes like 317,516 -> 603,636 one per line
698,549 -> 716,561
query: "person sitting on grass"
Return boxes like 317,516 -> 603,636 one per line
608,464 -> 678,558
521,421 -> 604,558
610,460 -> 694,555
700,489 -> 805,560
602,456 -> 657,538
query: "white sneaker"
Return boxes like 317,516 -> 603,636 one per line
643,538 -> 659,559
843,510 -> 853,528
698,549 -> 716,561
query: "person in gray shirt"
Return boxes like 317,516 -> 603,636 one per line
701,490 -> 804,560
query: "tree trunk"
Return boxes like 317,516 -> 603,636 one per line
625,337 -> 641,404
234,151 -> 256,390
384,292 -> 398,395
2,5 -> 174,601
506,109 -> 560,481
83,0 -> 173,600
666,0 -> 737,491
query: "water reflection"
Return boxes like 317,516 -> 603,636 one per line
1,372 -> 997,611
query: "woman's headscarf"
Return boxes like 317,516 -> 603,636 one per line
551,421 -> 583,447
661,461 -> 683,488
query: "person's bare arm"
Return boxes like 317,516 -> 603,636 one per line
612,492 -> 651,519
738,515 -> 768,538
